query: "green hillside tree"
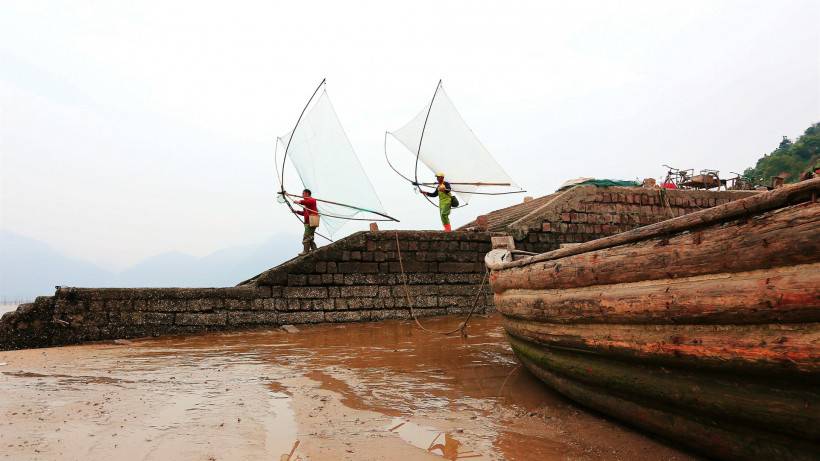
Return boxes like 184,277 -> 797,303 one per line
743,123 -> 819,185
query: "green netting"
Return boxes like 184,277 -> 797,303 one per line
556,178 -> 641,192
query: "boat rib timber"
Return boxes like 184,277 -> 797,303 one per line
486,178 -> 820,461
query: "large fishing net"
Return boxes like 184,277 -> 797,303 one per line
277,89 -> 391,238
388,82 -> 521,206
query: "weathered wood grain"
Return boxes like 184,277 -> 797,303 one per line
490,201 -> 819,293
503,317 -> 820,374
496,263 -> 820,324
489,177 -> 819,271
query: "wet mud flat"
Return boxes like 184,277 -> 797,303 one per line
0,314 -> 697,460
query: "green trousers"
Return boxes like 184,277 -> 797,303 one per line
303,224 -> 317,250
439,194 -> 452,226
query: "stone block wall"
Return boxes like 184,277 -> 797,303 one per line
0,231 -> 494,350
507,187 -> 758,253
0,286 -> 269,350
242,230 -> 494,322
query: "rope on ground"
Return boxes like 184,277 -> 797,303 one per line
394,231 -> 489,336
498,364 -> 522,395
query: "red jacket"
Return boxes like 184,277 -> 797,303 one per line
295,197 -> 318,224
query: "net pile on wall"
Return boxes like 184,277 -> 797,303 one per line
387,81 -> 523,206
278,88 -> 393,238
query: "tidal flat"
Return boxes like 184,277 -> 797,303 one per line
0,314 -> 696,460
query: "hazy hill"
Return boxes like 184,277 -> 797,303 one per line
0,230 -> 298,300
116,237 -> 297,287
0,230 -> 114,301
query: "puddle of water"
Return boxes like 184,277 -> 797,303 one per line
265,390 -> 299,460
0,314 -> 698,461
386,417 -> 485,460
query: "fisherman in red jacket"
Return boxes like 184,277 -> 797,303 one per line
293,189 -> 319,255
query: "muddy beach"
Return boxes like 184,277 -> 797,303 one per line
0,314 -> 696,460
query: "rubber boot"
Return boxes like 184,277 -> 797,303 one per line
444,223 -> 452,232
299,241 -> 311,255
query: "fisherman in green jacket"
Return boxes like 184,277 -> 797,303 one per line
418,172 -> 453,232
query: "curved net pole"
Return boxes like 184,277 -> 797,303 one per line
281,192 -> 399,222
276,78 -> 334,243
413,79 -> 441,187
384,131 -> 440,209
439,188 -> 527,196
275,144 -> 333,243
413,79 -> 443,209
281,78 -> 326,192
384,131 -> 416,185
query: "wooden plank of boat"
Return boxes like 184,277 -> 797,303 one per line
515,352 -> 820,461
489,200 -> 819,293
503,317 -> 819,374
496,262 -> 820,325
509,335 -> 820,442
487,177 -> 819,271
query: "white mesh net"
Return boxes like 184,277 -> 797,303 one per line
278,90 -> 389,238
389,82 -> 520,205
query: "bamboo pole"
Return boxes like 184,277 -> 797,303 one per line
417,181 -> 513,186
282,192 -> 399,222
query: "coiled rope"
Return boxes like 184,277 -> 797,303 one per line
394,231 -> 489,336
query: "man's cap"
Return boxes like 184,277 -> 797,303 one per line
435,172 -> 445,177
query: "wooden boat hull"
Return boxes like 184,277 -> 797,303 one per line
487,180 -> 820,461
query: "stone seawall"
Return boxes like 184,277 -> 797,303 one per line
242,230 -> 494,320
0,231 -> 494,350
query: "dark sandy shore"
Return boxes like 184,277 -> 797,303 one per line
0,314 -> 697,460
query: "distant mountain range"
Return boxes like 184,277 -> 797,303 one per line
0,230 -> 298,301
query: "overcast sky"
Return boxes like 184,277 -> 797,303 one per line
1,0 -> 818,271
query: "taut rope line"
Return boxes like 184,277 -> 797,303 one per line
394,231 -> 488,336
